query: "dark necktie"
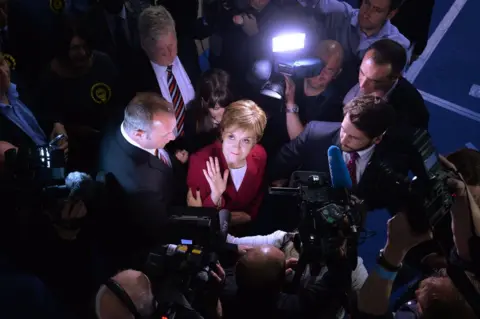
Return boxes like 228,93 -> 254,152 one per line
114,16 -> 129,51
347,151 -> 360,186
166,65 -> 186,136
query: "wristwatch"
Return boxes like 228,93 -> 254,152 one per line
377,249 -> 402,272
286,105 -> 299,113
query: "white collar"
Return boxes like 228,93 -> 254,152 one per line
356,143 -> 376,158
150,57 -> 179,74
120,122 -> 156,156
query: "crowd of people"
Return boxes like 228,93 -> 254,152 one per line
0,0 -> 479,318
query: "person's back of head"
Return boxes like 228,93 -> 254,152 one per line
367,39 -> 407,79
416,274 -> 478,319
123,92 -> 176,149
196,69 -> 235,132
96,269 -> 155,319
235,245 -> 285,299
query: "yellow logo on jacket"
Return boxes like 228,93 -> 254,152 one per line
90,83 -> 112,105
50,0 -> 65,13
3,54 -> 16,70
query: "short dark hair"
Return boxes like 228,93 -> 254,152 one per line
367,39 -> 407,77
343,94 -> 396,139
198,69 -> 235,109
53,15 -> 92,63
447,148 -> 480,186
195,69 -> 235,133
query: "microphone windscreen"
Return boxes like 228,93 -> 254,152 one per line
327,145 -> 352,189
252,60 -> 273,81
218,209 -> 231,242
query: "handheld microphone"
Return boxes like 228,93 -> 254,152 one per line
327,145 -> 352,189
218,209 -> 231,243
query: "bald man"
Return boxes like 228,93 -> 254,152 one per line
284,40 -> 345,140
222,244 -> 352,319
96,269 -> 156,319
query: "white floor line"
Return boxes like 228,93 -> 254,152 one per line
405,0 -> 469,83
469,84 -> 480,99
466,143 -> 479,150
419,90 -> 480,123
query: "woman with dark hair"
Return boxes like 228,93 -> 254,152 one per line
35,16 -> 119,173
170,69 -> 235,159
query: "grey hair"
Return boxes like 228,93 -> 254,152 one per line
95,276 -> 156,318
123,92 -> 173,134
138,5 -> 176,57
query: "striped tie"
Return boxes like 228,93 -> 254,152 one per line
166,65 -> 185,136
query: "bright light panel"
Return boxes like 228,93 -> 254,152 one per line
272,33 -> 306,53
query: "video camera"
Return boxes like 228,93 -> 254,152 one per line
269,170 -> 362,288
144,207 -> 230,307
251,32 -> 325,100
367,128 -> 455,234
0,135 -> 70,209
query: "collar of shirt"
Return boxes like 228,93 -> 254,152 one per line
0,83 -> 20,107
120,122 -> 157,156
344,143 -> 376,162
150,57 -> 179,77
350,11 -> 406,54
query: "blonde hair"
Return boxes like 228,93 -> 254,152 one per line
220,100 -> 267,142
138,6 -> 176,57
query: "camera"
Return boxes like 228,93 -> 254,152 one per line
0,136 -> 69,209
269,171 -> 361,287
144,208 -> 230,301
369,129 -> 455,233
250,33 -> 325,99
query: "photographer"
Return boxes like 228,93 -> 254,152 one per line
221,244 -> 352,319
0,52 -> 68,153
209,0 -> 284,94
355,211 -> 478,319
96,267 -> 225,319
1,171 -> 102,317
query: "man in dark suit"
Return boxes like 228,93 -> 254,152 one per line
343,39 -> 430,130
270,94 -> 407,212
121,5 -> 198,119
87,0 -> 141,69
98,92 -> 186,269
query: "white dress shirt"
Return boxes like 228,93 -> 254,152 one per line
120,122 -> 172,166
343,144 -> 375,183
150,57 -> 195,107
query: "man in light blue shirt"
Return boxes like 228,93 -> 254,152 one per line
0,53 -> 68,150
299,0 -> 409,61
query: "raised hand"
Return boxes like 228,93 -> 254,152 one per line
203,157 -> 229,205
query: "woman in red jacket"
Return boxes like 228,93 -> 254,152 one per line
186,100 -> 267,227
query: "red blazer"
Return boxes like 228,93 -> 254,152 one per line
187,141 -> 267,219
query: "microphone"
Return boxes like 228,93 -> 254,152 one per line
327,145 -> 352,189
218,209 -> 231,243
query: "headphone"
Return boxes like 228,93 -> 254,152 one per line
104,279 -> 159,319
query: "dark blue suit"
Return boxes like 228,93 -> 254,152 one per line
270,121 -> 409,211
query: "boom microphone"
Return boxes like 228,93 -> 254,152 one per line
327,145 -> 352,189
218,209 -> 231,243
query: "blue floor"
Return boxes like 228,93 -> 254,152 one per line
357,0 -> 480,299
